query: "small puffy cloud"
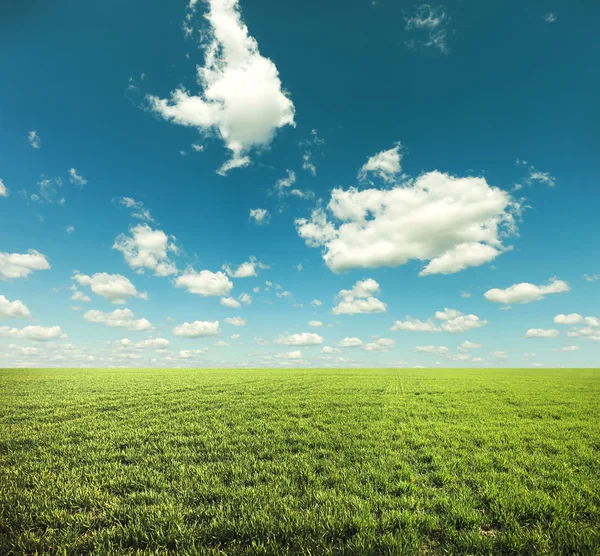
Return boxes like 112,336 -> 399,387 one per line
310,299 -> 322,307
230,333 -> 240,340
223,257 -> 267,278
191,143 -> 204,152
84,308 -> 153,331
543,13 -> 557,23
72,272 -> 143,304
175,269 -> 233,296
300,129 -> 324,176
490,351 -> 508,360
321,346 -> 340,354
460,291 -> 472,298
332,278 -> 387,315
405,5 -> 450,54
308,320 -> 322,327
0,178 -> 8,197
296,171 -> 521,275
484,278 -> 570,304
457,340 -> 481,352
220,297 -> 241,308
553,345 -> 579,352
214,340 -> 230,347
363,338 -> 395,352
584,273 -> 600,282
68,168 -> 87,187
526,328 -> 559,338
148,0 -> 295,174
275,350 -> 302,359
0,250 -> 50,280
117,197 -> 154,222
114,224 -> 177,276
554,313 -> 584,325
276,169 -> 296,189
392,308 -> 486,334
66,226 -> 75,234
28,130 -> 41,148
0,295 -> 31,318
338,337 -> 362,347
70,288 -> 91,303
276,290 -> 292,298
0,325 -> 65,341
357,143 -> 402,184
238,292 -> 252,305
415,345 -> 449,355
275,332 -> 323,346
173,320 -> 220,338
224,316 -> 246,327
249,208 -> 270,225
135,337 -> 170,351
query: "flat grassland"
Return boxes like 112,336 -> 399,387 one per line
1,368 -> 599,555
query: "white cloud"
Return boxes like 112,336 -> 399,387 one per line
249,208 -> 270,225
66,226 -> 75,234
117,197 -> 154,222
191,143 -> 204,152
276,169 -> 296,189
0,250 -> 50,280
392,308 -> 487,334
224,316 -> 246,327
484,278 -> 570,304
72,272 -> 143,304
332,278 -> 387,315
275,350 -> 302,359
70,288 -> 91,303
405,5 -> 450,54
0,295 -> 31,318
543,12 -> 557,23
84,309 -> 153,331
28,131 -> 41,148
175,269 -> 233,296
363,338 -> 395,352
357,143 -> 402,183
310,299 -> 322,307
114,224 -> 178,276
220,296 -> 241,308
554,313 -> 584,325
173,320 -> 220,338
526,328 -> 559,338
296,171 -> 521,275
300,129 -> 324,176
415,345 -> 449,355
223,257 -> 267,278
0,178 -> 7,197
148,0 -> 295,174
276,291 -> 292,298
214,340 -> 230,347
275,332 -> 323,346
0,325 -> 65,341
338,337 -> 362,347
553,345 -> 579,352
457,340 -> 481,352
584,273 -> 600,282
238,292 -> 252,304
308,320 -> 322,327
490,351 -> 508,360
460,291 -> 472,298
321,346 -> 340,354
68,168 -> 87,187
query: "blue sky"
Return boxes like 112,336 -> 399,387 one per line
1,0 -> 598,368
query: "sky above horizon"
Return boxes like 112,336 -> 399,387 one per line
1,0 -> 599,368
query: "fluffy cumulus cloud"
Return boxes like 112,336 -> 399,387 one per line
457,340 -> 481,352
332,278 -> 387,315
525,328 -> 559,338
224,316 -> 246,326
0,325 -> 65,341
72,272 -> 144,304
220,296 -> 241,308
392,308 -> 487,334
28,130 -> 41,148
68,168 -> 87,187
484,278 -> 570,304
321,346 -> 340,354
357,143 -> 402,184
0,295 -> 31,319
84,309 -> 153,331
275,332 -> 323,346
0,178 -> 8,197
173,320 -> 220,338
223,257 -> 267,278
113,224 -> 178,276
308,320 -> 322,327
0,250 -> 50,280
148,0 -> 295,174
363,338 -> 395,352
249,208 -> 270,225
175,269 -> 233,296
296,170 -> 521,275
338,337 -> 363,347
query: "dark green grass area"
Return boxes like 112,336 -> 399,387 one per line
0,368 -> 599,555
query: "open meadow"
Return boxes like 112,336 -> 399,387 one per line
1,367 -> 599,555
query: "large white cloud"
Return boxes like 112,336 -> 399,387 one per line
357,144 -> 402,184
392,308 -> 487,334
525,328 -> 559,338
275,332 -> 323,346
0,295 -> 31,318
332,278 -> 387,315
113,224 -> 178,277
0,250 -> 50,280
72,272 -> 144,304
148,0 -> 295,174
484,278 -> 570,304
175,269 -> 233,296
173,320 -> 220,338
84,309 -> 153,331
296,171 -> 520,274
0,325 -> 65,341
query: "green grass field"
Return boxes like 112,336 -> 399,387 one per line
1,368 -> 599,555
